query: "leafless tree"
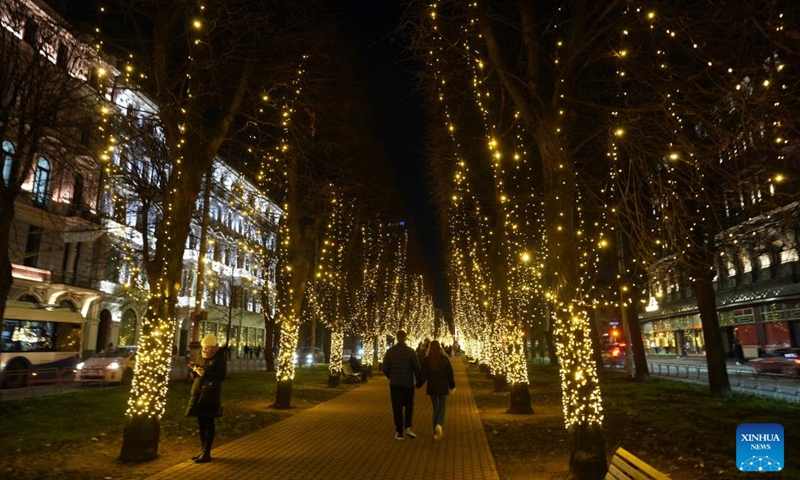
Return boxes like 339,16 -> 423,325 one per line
68,0 -> 320,461
611,0 -> 800,398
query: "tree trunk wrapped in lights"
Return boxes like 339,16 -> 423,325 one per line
328,328 -> 344,387
272,208 -> 315,409
120,296 -> 175,461
118,131 -> 222,460
506,324 -> 533,414
363,337 -> 375,368
274,313 -> 299,407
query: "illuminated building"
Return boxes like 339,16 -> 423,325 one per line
2,0 -> 282,363
641,203 -> 800,358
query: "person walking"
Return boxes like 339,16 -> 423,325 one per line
382,329 -> 421,440
417,340 -> 456,441
733,339 -> 746,365
186,333 -> 227,463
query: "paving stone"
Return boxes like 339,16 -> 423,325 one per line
146,357 -> 498,480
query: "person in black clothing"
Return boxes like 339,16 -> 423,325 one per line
186,333 -> 227,463
382,329 -> 420,440
417,340 -> 456,440
349,351 -> 362,373
733,339 -> 746,365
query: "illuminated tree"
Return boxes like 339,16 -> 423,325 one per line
310,188 -> 357,387
408,1 -> 626,475
609,1 -> 800,397
80,0 -> 315,461
350,219 -> 389,363
248,13 -> 404,405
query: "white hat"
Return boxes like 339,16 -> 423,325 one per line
201,333 -> 218,347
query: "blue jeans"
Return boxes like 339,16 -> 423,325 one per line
430,394 -> 447,428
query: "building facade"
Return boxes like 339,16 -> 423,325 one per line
2,0 -> 281,382
641,204 -> 800,359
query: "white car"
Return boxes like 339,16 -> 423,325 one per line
76,346 -> 136,385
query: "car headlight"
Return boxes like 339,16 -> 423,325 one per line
76,362 -> 85,370
108,361 -> 120,370
305,354 -> 313,364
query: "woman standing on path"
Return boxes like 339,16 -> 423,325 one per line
417,340 -> 456,440
186,333 -> 227,463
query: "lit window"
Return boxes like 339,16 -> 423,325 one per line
32,157 -> 51,206
2,140 -> 13,185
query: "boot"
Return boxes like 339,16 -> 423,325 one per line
195,431 -> 214,463
192,430 -> 206,460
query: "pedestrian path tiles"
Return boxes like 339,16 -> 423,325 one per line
147,357 -> 498,480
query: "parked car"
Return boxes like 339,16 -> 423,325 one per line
294,347 -> 325,365
749,347 -> 800,376
76,346 -> 137,385
601,343 -> 627,367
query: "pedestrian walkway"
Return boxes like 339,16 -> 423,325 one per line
147,357 -> 499,480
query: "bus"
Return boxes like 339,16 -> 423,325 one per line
1,301 -> 84,388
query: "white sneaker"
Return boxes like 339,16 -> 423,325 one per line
434,424 -> 443,441
404,428 -> 417,439
395,432 -> 404,440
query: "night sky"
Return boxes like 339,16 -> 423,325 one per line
337,1 -> 450,312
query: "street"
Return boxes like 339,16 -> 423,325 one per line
608,355 -> 800,402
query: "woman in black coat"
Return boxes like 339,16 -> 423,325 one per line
186,333 -> 227,463
416,340 -> 456,440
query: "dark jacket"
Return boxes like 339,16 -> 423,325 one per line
382,342 -> 420,387
349,356 -> 362,373
186,348 -> 227,418
418,355 -> 455,395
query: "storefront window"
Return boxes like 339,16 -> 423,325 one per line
734,325 -> 758,346
718,310 -> 735,326
789,301 -> 800,321
733,308 -> 754,324
761,303 -> 786,322
693,329 -> 705,353
763,321 -> 791,347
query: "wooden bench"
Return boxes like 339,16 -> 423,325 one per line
341,363 -> 363,383
606,447 -> 671,480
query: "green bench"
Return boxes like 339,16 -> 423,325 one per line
606,447 -> 672,480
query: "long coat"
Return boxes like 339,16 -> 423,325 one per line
186,347 -> 227,418
418,355 -> 455,396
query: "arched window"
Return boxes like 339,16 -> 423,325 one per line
58,299 -> 78,312
32,157 -> 51,206
18,294 -> 40,305
2,140 -> 13,185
